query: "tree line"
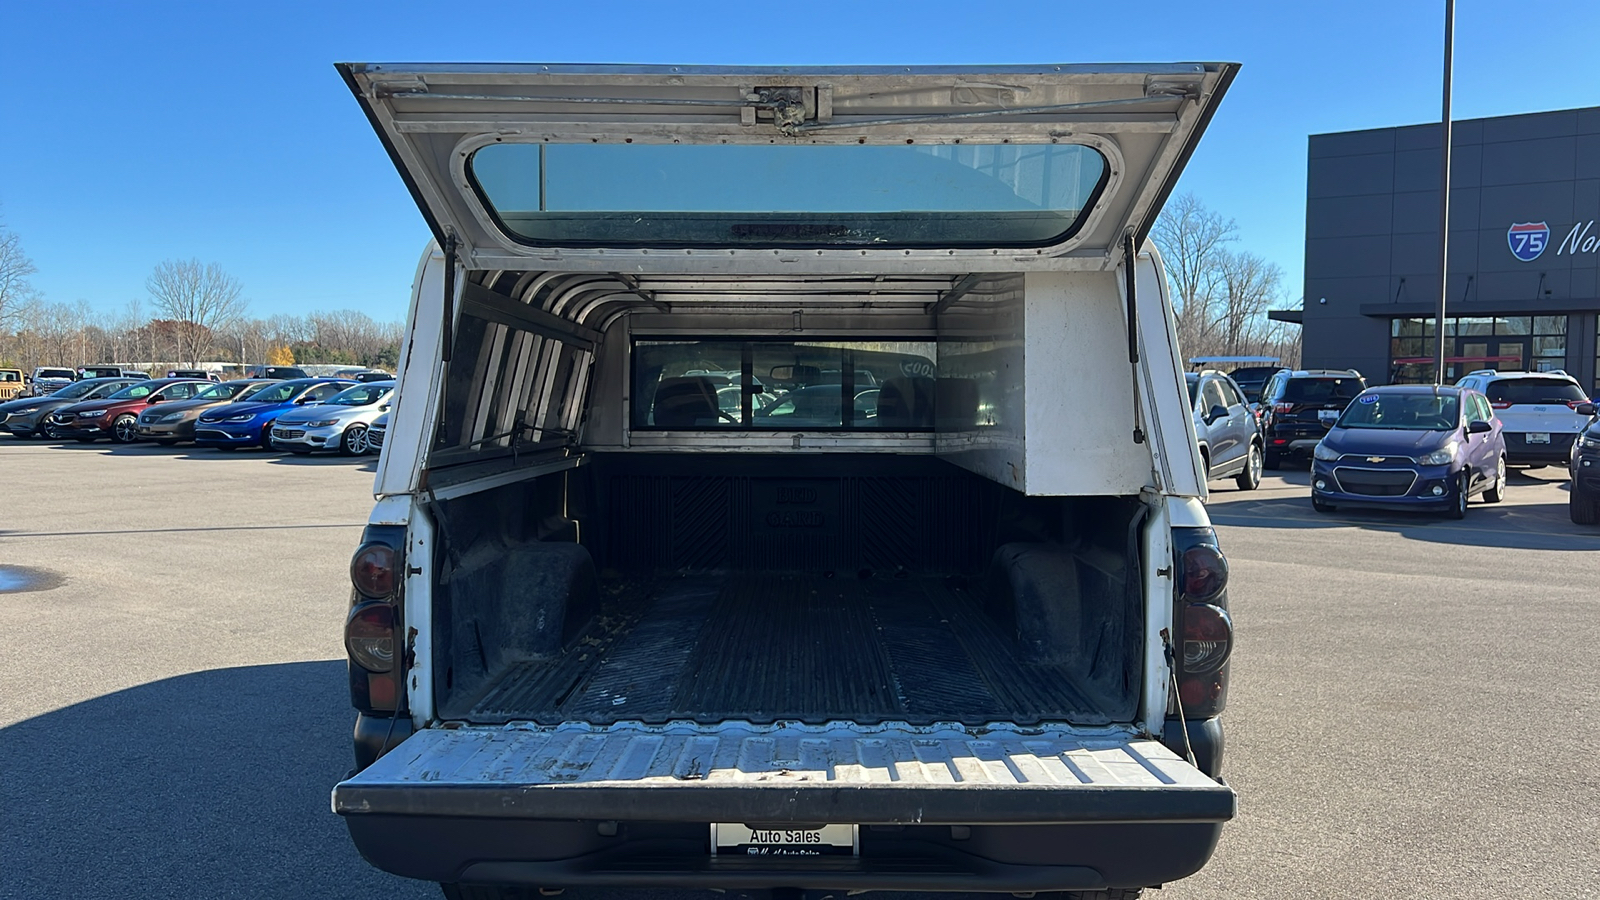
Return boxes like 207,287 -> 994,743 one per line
1150,193 -> 1301,367
0,227 -> 403,373
2,195 -> 1299,376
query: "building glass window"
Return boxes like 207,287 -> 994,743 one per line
1389,315 -> 1568,384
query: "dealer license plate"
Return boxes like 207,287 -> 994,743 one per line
1526,432 -> 1551,444
1318,409 -> 1339,424
712,823 -> 858,857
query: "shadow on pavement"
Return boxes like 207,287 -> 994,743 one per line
0,661 -> 432,900
1208,473 -> 1599,551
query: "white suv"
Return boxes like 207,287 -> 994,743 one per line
1455,370 -> 1591,468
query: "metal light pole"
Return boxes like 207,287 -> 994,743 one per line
1433,0 -> 1456,385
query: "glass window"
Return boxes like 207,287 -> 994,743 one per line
1494,316 -> 1532,336
1282,377 -> 1363,403
1200,379 -> 1228,413
161,383 -> 198,400
470,142 -> 1108,249
1485,378 -> 1585,405
1457,317 -> 1494,337
306,383 -> 346,402
326,384 -> 391,407
632,339 -> 937,431
1535,316 -> 1567,335
109,383 -> 154,400
1337,392 -> 1459,430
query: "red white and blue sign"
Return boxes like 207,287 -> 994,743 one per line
1507,222 -> 1549,261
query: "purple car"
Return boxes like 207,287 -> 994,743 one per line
1309,385 -> 1506,519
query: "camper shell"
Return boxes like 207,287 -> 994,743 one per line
332,62 -> 1239,898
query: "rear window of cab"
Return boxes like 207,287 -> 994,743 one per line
467,142 -> 1108,249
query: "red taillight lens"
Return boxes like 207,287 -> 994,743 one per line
346,603 -> 395,673
1490,401 -> 1511,410
351,543 -> 397,598
1568,400 -> 1589,410
1181,545 -> 1228,602
1273,402 -> 1295,414
1181,603 -> 1234,673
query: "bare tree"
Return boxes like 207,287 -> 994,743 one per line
1151,193 -> 1238,353
1216,251 -> 1286,356
145,259 -> 248,366
0,222 -> 39,330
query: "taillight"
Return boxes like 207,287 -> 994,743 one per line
1490,401 -> 1511,410
1181,545 -> 1228,602
1273,402 -> 1295,414
346,602 -> 395,672
1568,400 -> 1589,410
351,543 -> 397,598
1172,532 -> 1232,720
1181,603 -> 1233,673
346,601 -> 399,714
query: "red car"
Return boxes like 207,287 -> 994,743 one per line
48,378 -> 213,443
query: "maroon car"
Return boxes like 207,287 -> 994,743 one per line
49,378 -> 212,443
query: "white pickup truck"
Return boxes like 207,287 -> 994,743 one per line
332,62 -> 1239,900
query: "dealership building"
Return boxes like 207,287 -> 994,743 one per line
1293,105 -> 1600,393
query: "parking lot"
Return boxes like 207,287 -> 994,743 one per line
1,442 -> 1596,899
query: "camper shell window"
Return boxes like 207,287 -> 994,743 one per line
632,339 -> 939,431
469,143 -> 1108,249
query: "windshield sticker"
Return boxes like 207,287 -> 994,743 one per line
1359,395 -> 1378,403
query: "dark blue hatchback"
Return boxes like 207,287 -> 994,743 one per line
193,378 -> 354,449
1310,385 -> 1506,519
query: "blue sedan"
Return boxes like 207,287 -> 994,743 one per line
193,378 -> 354,449
1310,385 -> 1506,519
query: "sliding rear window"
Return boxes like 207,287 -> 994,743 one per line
469,143 -> 1108,249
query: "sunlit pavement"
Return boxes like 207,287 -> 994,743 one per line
1,440 -> 1595,899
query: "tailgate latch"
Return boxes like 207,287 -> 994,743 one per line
741,86 -> 833,134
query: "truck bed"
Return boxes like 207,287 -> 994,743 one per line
462,573 -> 1112,727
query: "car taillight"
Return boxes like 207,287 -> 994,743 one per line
346,601 -> 399,713
1273,402 -> 1295,414
1490,401 -> 1511,410
1568,400 -> 1589,410
346,603 -> 395,672
1172,535 -> 1232,719
1181,545 -> 1228,602
1181,603 -> 1233,673
351,543 -> 397,598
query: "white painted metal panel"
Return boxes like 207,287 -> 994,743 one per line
374,245 -> 454,499
1022,271 -> 1150,495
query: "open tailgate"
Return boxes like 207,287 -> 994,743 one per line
334,723 -> 1233,824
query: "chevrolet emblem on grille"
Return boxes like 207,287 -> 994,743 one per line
1367,456 -> 1386,463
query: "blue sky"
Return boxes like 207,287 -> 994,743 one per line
3,1 -> 1597,324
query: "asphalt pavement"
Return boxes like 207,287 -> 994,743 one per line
0,440 -> 1595,899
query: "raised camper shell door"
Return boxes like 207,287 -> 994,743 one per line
337,63 -> 1237,274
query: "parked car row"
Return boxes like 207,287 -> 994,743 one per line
0,375 -> 395,457
1195,363 -> 1598,524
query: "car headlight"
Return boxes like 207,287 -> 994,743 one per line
304,418 -> 339,427
1580,434 -> 1600,452
1313,442 -> 1341,461
79,409 -> 108,418
158,412 -> 186,423
11,406 -> 40,415
1417,444 -> 1457,466
224,413 -> 255,422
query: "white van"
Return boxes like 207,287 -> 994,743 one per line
332,62 -> 1239,899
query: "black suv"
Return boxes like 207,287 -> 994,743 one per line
1571,402 -> 1600,524
1258,368 -> 1367,468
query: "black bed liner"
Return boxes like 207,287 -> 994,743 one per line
464,573 -> 1111,726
